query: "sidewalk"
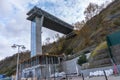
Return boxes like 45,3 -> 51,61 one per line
58,76 -> 120,80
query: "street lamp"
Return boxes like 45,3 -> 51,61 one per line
11,44 -> 25,80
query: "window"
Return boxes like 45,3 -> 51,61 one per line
31,19 -> 36,57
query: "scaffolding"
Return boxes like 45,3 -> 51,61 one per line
19,55 -> 63,80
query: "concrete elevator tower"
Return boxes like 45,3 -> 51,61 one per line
31,16 -> 43,57
19,6 -> 74,80
27,6 -> 74,57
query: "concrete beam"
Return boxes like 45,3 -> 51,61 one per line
27,6 -> 74,34
36,16 -> 44,55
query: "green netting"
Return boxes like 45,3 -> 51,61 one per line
106,31 -> 120,47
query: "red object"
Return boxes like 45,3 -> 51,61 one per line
113,64 -> 118,75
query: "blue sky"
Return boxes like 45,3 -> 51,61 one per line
0,0 -> 112,60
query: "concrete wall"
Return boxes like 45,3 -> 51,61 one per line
62,57 -> 81,74
81,65 -> 120,77
61,54 -> 120,77
62,53 -> 90,74
89,48 -> 111,68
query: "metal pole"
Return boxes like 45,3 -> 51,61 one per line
51,56 -> 54,80
66,73 -> 68,80
48,57 -> 51,80
45,55 -> 47,80
11,44 -> 25,80
103,70 -> 108,80
81,73 -> 84,80
64,56 -> 68,80
53,56 -> 56,80
75,62 -> 79,76
16,46 -> 20,80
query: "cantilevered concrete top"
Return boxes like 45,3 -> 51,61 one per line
27,6 -> 74,34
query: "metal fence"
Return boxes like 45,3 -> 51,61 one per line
0,77 -> 11,80
19,75 -> 120,80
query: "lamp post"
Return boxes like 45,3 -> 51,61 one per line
11,44 -> 25,80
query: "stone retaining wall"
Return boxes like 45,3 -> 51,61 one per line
111,44 -> 120,64
89,48 -> 111,68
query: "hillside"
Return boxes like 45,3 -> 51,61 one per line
0,51 -> 30,76
43,0 -> 120,55
1,0 -> 120,76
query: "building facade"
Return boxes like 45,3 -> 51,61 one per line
19,6 -> 74,80
19,55 -> 62,80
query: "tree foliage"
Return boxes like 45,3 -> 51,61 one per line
46,37 -> 50,45
74,20 -> 85,30
84,3 -> 99,21
77,54 -> 87,66
64,48 -> 73,55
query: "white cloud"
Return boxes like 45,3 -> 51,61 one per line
0,0 -> 112,60
0,0 -> 13,17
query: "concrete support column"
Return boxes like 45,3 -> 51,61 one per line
49,64 -> 51,80
49,57 -> 52,78
35,16 -> 44,55
75,63 -> 79,76
58,57 -> 60,64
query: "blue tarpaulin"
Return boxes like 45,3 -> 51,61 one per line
0,74 -> 6,79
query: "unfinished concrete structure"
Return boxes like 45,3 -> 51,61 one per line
19,6 -> 73,80
19,55 -> 62,80
27,6 -> 74,57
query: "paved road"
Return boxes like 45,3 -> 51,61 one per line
88,76 -> 120,80
56,76 -> 120,80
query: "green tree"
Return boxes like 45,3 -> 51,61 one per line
64,48 -> 73,55
77,54 -> 87,66
84,3 -> 99,21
